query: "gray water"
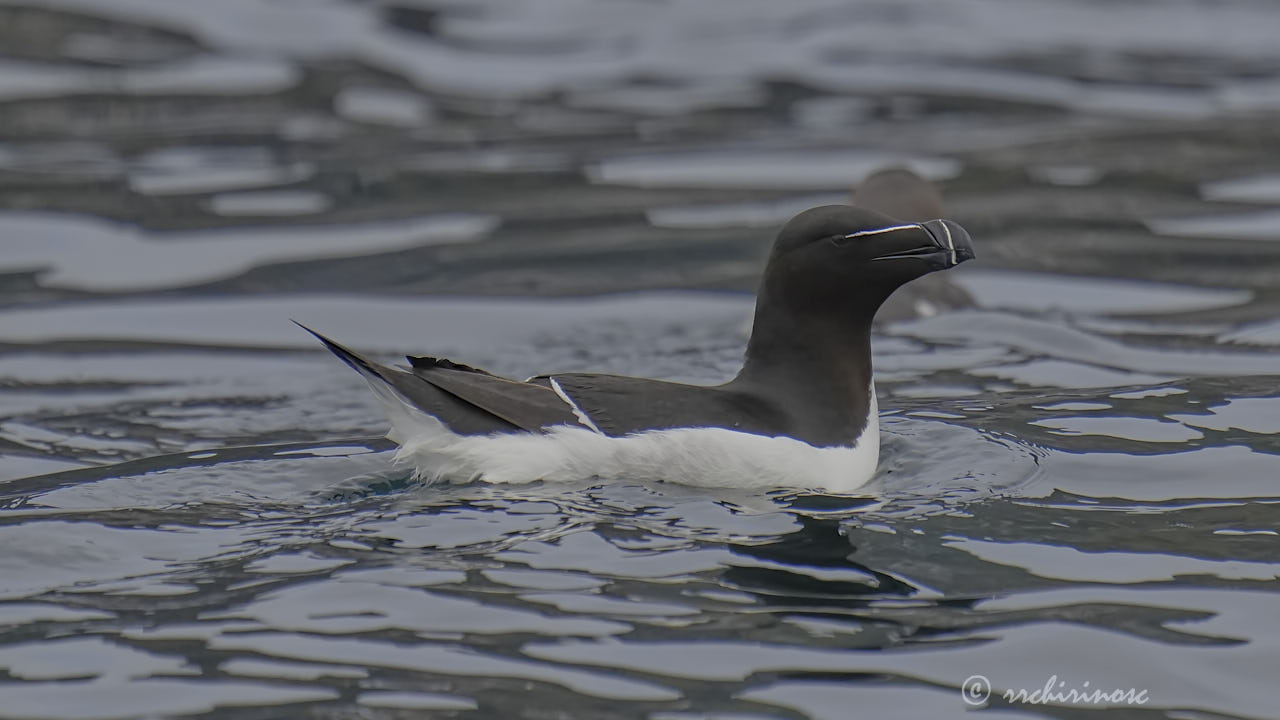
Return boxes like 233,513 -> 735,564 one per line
3,1 -> 1280,718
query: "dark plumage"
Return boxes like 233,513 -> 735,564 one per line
304,203 -> 974,449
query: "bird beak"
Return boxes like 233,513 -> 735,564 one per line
920,219 -> 975,267
867,219 -> 975,268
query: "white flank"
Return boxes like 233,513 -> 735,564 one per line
359,373 -> 880,494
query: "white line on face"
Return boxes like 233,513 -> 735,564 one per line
841,223 -> 920,240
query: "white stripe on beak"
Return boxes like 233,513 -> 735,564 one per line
939,221 -> 956,265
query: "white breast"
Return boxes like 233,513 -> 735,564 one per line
369,381 -> 880,494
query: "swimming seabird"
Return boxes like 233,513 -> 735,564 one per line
303,204 -> 974,492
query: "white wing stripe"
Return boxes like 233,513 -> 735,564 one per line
549,378 -> 604,434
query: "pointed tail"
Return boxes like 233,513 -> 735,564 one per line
295,322 -> 530,439
293,321 -> 394,383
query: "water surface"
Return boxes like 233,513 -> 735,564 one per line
2,1 -> 1279,718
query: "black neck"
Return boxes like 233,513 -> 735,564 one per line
729,300 -> 876,443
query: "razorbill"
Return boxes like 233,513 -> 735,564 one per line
303,205 -> 974,493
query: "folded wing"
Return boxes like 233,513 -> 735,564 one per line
538,373 -> 785,438
297,324 -> 586,435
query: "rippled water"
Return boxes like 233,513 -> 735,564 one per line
3,1 -> 1280,718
